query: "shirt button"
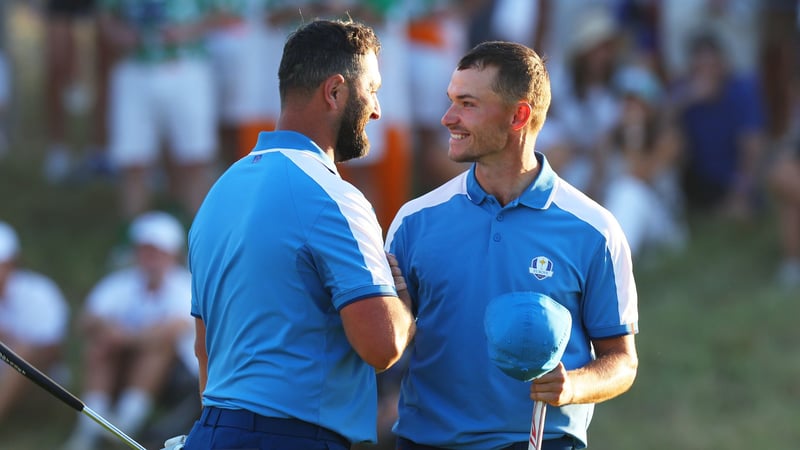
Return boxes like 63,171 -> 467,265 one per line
497,214 -> 504,221
493,233 -> 501,242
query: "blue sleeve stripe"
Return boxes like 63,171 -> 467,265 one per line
588,322 -> 639,339
336,285 -> 398,311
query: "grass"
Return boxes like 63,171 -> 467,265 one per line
2,4 -> 799,450
589,216 -> 800,449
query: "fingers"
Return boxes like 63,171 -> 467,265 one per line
530,362 -> 572,406
386,252 -> 407,292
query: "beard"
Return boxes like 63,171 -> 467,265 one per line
334,94 -> 371,163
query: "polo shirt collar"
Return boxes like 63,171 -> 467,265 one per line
466,152 -> 556,210
251,130 -> 339,175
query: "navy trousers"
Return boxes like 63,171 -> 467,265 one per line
182,406 -> 350,450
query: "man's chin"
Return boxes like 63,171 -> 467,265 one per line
335,145 -> 369,163
448,149 -> 471,164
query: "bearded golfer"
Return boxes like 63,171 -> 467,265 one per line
385,41 -> 639,449
183,19 -> 415,450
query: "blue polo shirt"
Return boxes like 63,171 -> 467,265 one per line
188,131 -> 397,444
385,153 -> 638,449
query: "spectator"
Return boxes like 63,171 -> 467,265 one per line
603,64 -> 688,260
205,0 -> 281,165
97,0 -> 218,222
0,221 -> 70,423
467,0 -> 550,52
63,211 -> 193,450
548,5 -> 624,200
670,30 -> 767,220
41,0 -> 97,183
660,0 -> 761,82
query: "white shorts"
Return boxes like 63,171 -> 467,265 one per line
108,58 -> 218,167
206,24 -> 281,125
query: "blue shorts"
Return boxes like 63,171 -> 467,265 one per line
183,406 -> 350,450
396,436 -> 578,450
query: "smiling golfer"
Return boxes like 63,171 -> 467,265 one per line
385,40 -> 639,450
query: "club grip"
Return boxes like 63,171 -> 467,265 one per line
0,340 -> 84,412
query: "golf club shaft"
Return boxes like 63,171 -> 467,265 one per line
0,340 -> 147,450
83,406 -> 147,450
528,400 -> 546,450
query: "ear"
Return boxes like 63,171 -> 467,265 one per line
323,74 -> 348,111
510,102 -> 532,131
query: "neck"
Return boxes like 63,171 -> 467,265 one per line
475,144 -> 540,207
276,95 -> 337,161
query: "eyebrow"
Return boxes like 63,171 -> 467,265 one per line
449,93 -> 480,102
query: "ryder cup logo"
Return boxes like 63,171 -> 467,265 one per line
529,257 -> 554,280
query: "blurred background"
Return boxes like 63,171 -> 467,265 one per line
0,0 -> 799,449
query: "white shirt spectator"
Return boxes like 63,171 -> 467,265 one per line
85,265 -> 191,334
0,269 -> 69,345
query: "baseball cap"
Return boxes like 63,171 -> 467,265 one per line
0,221 -> 19,263
614,65 -> 663,107
484,292 -> 572,382
129,211 -> 185,255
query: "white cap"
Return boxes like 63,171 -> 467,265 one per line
0,221 -> 20,262
129,211 -> 185,255
568,7 -> 617,58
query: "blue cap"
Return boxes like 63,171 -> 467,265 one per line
484,292 -> 572,382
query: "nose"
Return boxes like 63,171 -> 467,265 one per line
370,95 -> 381,121
441,104 -> 456,127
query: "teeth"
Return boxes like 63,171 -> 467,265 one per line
451,133 -> 467,140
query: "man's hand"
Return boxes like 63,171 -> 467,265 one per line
530,362 -> 574,407
386,252 -> 413,314
386,252 -> 407,292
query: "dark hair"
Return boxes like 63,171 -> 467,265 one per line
278,19 -> 381,102
457,41 -> 551,131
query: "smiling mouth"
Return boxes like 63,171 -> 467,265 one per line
450,132 -> 468,141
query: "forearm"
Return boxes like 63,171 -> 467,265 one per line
533,334 -> 638,406
567,349 -> 638,404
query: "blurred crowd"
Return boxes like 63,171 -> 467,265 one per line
1,0 -> 799,448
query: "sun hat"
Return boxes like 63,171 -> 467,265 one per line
129,211 -> 185,255
0,221 -> 19,263
484,292 -> 572,382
